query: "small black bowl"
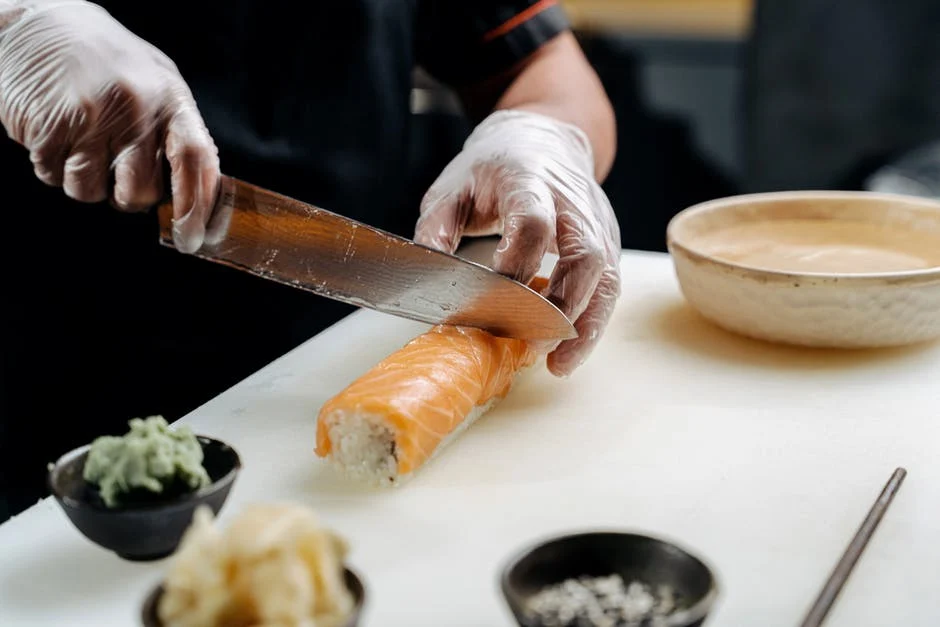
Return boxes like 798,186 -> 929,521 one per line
501,531 -> 719,627
140,566 -> 367,626
48,436 -> 241,561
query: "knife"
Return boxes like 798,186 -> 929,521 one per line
155,175 -> 577,341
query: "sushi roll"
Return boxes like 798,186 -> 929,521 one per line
314,279 -> 549,485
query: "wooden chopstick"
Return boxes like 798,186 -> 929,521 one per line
799,467 -> 907,627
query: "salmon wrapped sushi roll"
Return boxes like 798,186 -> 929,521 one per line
314,279 -> 549,485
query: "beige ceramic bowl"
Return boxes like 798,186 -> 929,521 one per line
666,191 -> 940,348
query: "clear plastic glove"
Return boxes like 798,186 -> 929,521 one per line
415,110 -> 622,377
0,0 -> 219,253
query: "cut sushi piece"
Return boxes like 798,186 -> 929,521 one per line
315,278 -> 550,485
315,325 -> 537,485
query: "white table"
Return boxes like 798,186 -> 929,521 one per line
2,249 -> 939,627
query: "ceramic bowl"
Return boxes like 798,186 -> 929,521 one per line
666,191 -> 940,348
501,531 -> 719,627
140,567 -> 367,626
48,436 -> 241,561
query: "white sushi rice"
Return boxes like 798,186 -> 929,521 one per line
322,396 -> 501,486
324,412 -> 400,485
525,575 -> 677,627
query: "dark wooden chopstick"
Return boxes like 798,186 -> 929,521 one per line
799,467 -> 907,627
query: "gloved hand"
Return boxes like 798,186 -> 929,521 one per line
0,0 -> 219,253
415,109 -> 622,377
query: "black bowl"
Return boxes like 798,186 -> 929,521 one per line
501,531 -> 719,627
140,566 -> 367,626
48,436 -> 241,561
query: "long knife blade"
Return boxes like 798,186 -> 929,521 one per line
156,175 -> 577,341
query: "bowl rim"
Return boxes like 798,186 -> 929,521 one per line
666,190 -> 940,285
140,566 -> 366,626
47,434 -> 242,513
499,529 -> 720,627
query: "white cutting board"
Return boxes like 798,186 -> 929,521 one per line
1,247 -> 940,627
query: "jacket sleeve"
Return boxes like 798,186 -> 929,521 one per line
415,0 -> 570,86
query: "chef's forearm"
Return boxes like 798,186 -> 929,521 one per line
496,32 -> 615,181
458,32 -> 616,182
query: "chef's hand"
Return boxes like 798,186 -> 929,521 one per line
414,110 -> 622,377
0,0 -> 219,253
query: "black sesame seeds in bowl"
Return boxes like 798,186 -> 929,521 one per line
500,531 -> 719,627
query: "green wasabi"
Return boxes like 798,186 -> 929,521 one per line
82,415 -> 211,508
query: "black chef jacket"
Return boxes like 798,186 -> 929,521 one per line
0,0 -> 569,520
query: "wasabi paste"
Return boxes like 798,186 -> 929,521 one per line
83,415 -> 211,508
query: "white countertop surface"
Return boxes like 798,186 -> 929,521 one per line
2,249 -> 939,627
